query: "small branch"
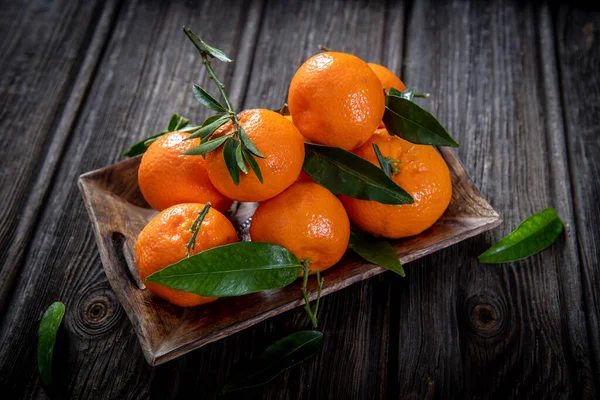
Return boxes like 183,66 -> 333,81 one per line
318,45 -> 333,52
313,269 -> 324,319
413,93 -> 430,98
185,203 -> 211,257
201,58 -> 236,114
300,261 -> 323,329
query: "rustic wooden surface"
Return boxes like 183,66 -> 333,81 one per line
0,0 -> 598,398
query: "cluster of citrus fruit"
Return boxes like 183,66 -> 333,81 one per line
134,48 -> 452,308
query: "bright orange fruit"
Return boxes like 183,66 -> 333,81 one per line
367,63 -> 407,93
135,203 -> 238,307
340,129 -> 452,239
206,109 -> 305,202
288,52 -> 385,150
250,182 -> 350,275
138,131 -> 233,212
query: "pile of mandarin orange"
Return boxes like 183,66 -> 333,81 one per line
135,52 -> 452,307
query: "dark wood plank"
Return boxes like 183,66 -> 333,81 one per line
0,0 -> 262,397
394,0 -> 595,397
0,0 -> 117,312
555,4 -> 600,387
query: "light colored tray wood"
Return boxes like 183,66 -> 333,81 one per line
78,147 -> 500,365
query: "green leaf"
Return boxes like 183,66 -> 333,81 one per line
123,113 -> 192,157
478,208 -> 564,264
123,130 -> 167,157
239,127 -> 264,158
302,143 -> 413,205
350,231 -> 405,277
192,84 -> 227,113
373,143 -> 391,178
186,203 -> 211,257
222,330 -> 323,394
383,96 -> 459,147
38,302 -> 66,386
183,135 -> 229,156
168,114 -> 190,131
388,87 -> 415,101
223,138 -> 241,185
177,124 -> 202,133
146,242 -> 303,296
242,148 -> 263,183
387,87 -> 414,101
235,143 -> 248,174
186,114 -> 230,141
183,26 -> 232,62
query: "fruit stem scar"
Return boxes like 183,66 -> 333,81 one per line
186,203 -> 211,257
300,260 -> 324,329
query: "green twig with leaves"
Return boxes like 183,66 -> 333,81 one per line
185,203 -> 211,257
373,143 -> 401,178
300,262 -> 324,329
182,26 -> 264,185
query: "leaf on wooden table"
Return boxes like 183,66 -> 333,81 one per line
37,302 -> 66,386
302,143 -> 413,205
349,231 -> 405,277
383,95 -> 459,147
222,330 -> 323,394
145,242 -> 303,296
478,208 -> 564,264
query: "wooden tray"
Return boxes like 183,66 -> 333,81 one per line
78,148 -> 500,366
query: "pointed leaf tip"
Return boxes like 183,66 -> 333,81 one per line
383,96 -> 459,147
183,26 -> 232,62
302,143 -> 413,205
38,302 -> 66,386
145,242 -> 303,296
478,208 -> 563,264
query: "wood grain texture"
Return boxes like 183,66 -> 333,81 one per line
1,0 -> 599,398
398,0 -> 597,397
555,4 -> 600,386
0,0 -> 115,312
0,0 -> 261,398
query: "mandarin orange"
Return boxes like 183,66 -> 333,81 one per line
288,52 -> 385,150
340,129 -> 452,239
135,203 -> 238,307
138,131 -> 233,212
367,63 -> 407,93
206,109 -> 305,202
250,182 -> 350,275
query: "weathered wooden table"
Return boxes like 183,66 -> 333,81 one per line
1,0 -> 598,398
